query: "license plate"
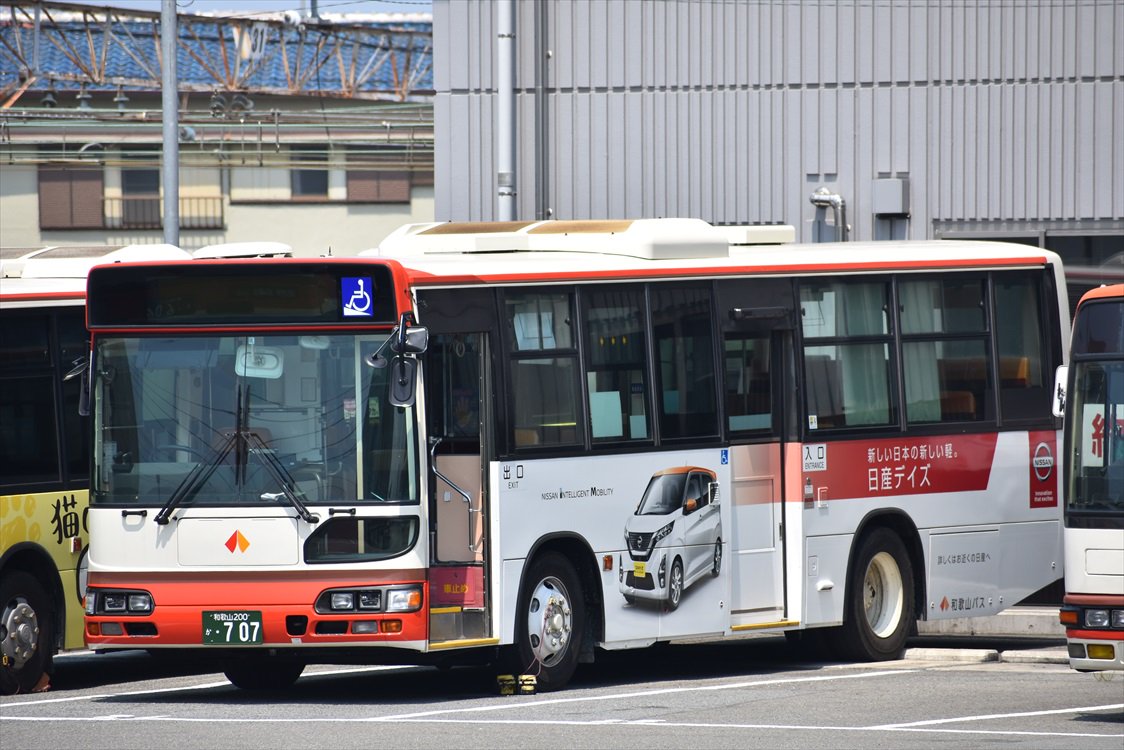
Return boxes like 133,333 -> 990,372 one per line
633,561 -> 646,577
202,611 -> 263,645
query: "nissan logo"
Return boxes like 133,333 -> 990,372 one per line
1032,442 -> 1054,482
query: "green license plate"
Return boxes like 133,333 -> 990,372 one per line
202,611 -> 263,645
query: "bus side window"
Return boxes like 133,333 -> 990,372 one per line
800,279 -> 894,431
504,291 -> 581,450
993,272 -> 1051,422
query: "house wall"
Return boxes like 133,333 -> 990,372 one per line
0,159 -> 40,247
0,146 -> 434,256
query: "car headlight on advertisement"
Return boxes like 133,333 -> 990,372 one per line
653,521 -> 674,545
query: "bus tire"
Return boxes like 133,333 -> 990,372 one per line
223,657 -> 304,690
0,571 -> 54,695
509,551 -> 584,691
829,528 -> 914,662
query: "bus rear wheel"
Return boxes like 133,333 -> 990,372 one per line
828,528 -> 914,661
508,551 -> 584,691
223,656 -> 305,690
0,571 -> 54,695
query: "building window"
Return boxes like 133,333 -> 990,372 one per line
121,156 -> 161,228
38,164 -> 104,229
346,169 -> 410,203
291,146 -> 329,199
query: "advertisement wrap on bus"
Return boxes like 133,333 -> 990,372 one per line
79,219 -> 1070,691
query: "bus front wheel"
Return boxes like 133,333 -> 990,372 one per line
223,657 -> 305,690
0,571 -> 54,695
828,527 -> 914,661
509,551 -> 584,691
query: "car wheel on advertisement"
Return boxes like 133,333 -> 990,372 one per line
666,557 -> 684,612
509,551 -> 584,691
711,537 -> 722,577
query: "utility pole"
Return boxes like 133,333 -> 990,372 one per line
161,0 -> 179,246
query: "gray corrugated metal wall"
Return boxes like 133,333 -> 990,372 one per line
434,0 -> 1124,242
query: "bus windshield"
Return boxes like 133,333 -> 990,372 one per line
1065,360 -> 1124,514
91,333 -> 419,508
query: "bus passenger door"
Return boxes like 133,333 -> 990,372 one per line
721,293 -> 794,628
426,332 -> 492,643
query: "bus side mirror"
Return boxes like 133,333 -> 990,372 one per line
1052,365 -> 1068,418
389,355 -> 418,407
392,325 -> 429,355
64,355 -> 91,417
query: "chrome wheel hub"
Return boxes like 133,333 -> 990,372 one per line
1,600 -> 39,670
526,576 -> 572,665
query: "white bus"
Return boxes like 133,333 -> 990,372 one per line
1056,284 -> 1124,672
81,219 -> 1069,691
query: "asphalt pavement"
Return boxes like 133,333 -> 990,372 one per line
910,606 -> 1068,664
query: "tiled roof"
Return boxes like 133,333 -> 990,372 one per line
0,14 -> 433,100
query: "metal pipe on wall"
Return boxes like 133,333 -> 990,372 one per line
161,0 -> 179,246
496,0 -> 516,220
810,186 -> 848,242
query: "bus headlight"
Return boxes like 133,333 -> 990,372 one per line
330,592 -> 356,611
1086,609 -> 1110,628
1113,610 -> 1124,628
385,587 -> 422,613
127,594 -> 153,613
86,589 -> 154,615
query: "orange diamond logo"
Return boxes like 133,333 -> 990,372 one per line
224,530 -> 250,553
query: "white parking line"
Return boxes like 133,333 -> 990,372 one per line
374,669 -> 915,721
4,713 -> 1121,740
0,665 -> 411,708
4,668 -> 1120,742
869,703 -> 1124,729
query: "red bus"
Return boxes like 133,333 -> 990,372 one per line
81,219 -> 1069,691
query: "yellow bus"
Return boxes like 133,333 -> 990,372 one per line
0,244 -> 187,694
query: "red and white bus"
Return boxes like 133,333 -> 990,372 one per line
1056,284 -> 1124,672
81,219 -> 1069,691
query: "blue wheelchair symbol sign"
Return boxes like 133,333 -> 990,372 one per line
341,277 -> 373,317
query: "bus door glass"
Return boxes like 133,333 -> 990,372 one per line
419,288 -> 497,643
717,279 -> 795,624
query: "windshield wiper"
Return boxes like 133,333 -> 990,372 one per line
243,429 -> 320,524
153,433 -> 237,525
153,430 -> 320,525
